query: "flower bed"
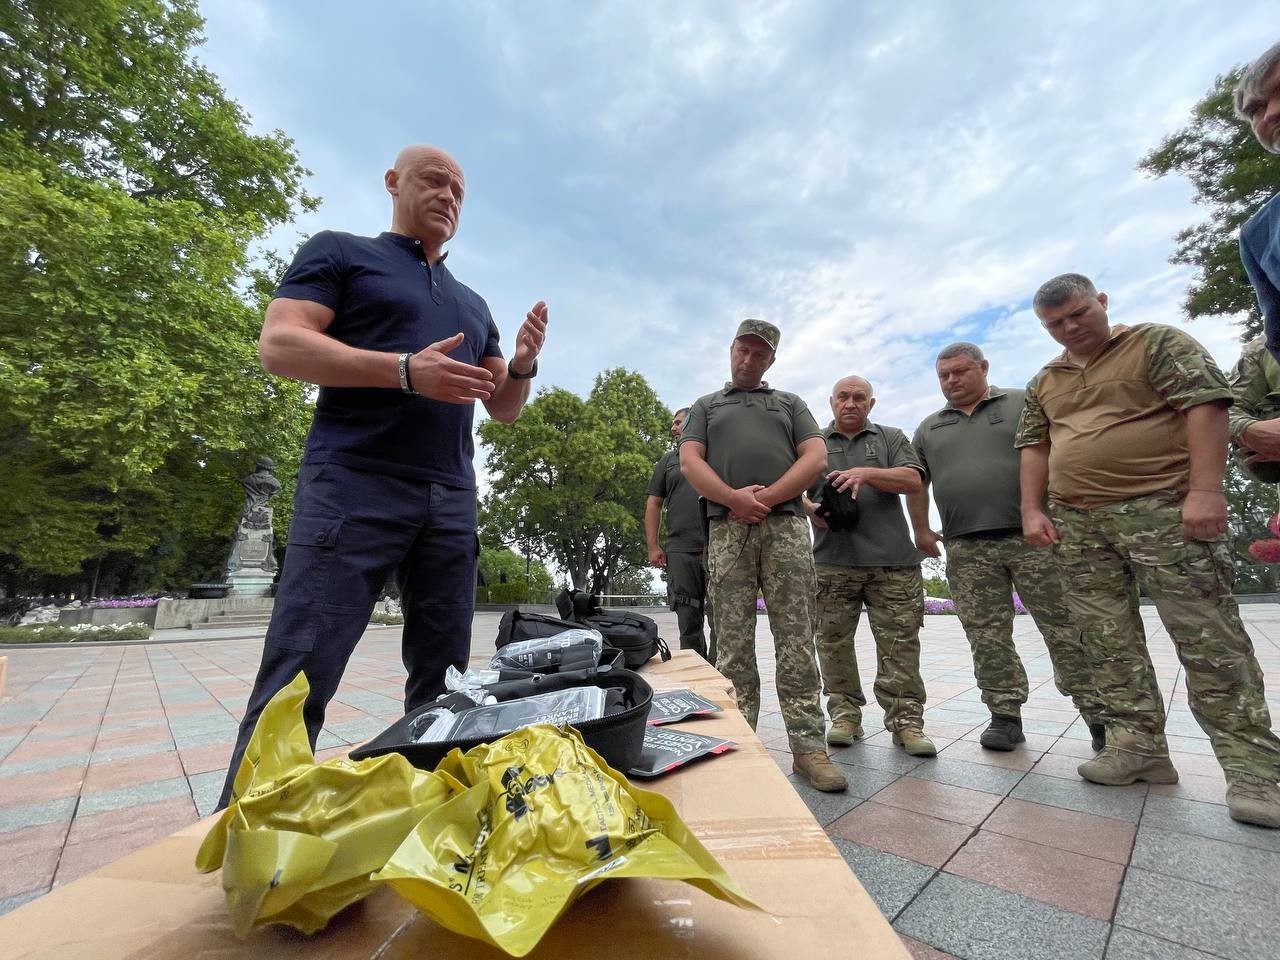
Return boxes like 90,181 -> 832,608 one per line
85,597 -> 162,609
0,623 -> 153,644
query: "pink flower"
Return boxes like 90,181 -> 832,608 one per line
1248,538 -> 1280,563
1269,514 -> 1280,538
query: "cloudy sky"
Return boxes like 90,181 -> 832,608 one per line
198,0 -> 1270,464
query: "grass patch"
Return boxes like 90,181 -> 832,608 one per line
0,624 -> 152,644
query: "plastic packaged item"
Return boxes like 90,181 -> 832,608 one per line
374,724 -> 759,956
195,672 -> 452,936
488,628 -> 603,673
413,686 -> 607,744
444,664 -> 501,705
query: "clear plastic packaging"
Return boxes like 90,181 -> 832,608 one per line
412,686 -> 607,744
488,628 -> 604,673
444,665 -> 501,705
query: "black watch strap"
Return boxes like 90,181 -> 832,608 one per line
507,359 -> 538,380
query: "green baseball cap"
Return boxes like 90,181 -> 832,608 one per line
734,318 -> 780,352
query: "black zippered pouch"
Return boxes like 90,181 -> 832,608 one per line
350,668 -> 653,774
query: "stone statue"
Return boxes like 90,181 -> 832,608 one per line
225,456 -> 282,595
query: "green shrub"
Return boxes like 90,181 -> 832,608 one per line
922,576 -> 950,599
0,624 -> 152,644
369,612 -> 404,625
483,582 -> 530,605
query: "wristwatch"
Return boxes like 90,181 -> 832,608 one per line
507,359 -> 538,380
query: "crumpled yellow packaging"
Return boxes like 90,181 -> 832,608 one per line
373,723 -> 759,957
195,672 -> 452,935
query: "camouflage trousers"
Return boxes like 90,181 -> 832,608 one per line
947,533 -> 1105,723
1051,493 -> 1280,780
667,549 -> 716,663
707,514 -> 825,752
813,564 -> 926,731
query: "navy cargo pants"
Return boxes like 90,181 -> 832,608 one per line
217,461 -> 478,809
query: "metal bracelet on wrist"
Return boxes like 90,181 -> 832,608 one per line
398,352 -> 417,394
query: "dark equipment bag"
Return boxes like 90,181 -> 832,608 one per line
350,667 -> 653,773
554,588 -> 671,669
813,476 -> 860,531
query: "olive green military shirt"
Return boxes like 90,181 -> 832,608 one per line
679,382 -> 822,520
912,388 -> 1025,538
1014,323 -> 1233,507
1228,337 -> 1280,442
808,421 -> 924,567
647,448 -> 705,553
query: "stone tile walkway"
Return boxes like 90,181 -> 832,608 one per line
2,608 -> 1279,959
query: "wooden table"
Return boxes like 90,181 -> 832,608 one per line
0,651 -> 908,959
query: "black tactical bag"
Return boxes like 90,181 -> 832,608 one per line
554,589 -> 671,669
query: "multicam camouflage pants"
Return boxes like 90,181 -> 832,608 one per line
707,514 -> 825,753
813,564 -> 926,731
667,549 -> 716,663
1051,493 -> 1280,779
947,533 -> 1105,723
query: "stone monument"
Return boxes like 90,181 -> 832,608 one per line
225,456 -> 282,596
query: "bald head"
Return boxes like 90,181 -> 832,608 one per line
830,375 -> 875,435
385,145 -> 466,256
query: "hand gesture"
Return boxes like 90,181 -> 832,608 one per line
510,301 -> 548,375
648,545 -> 668,568
408,333 -> 494,403
827,467 -> 868,497
803,495 -> 828,530
1022,509 -> 1061,548
915,527 -> 942,558
1182,489 -> 1227,542
727,485 -> 769,524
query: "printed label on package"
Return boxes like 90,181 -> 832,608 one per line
628,726 -> 735,778
646,689 -> 722,725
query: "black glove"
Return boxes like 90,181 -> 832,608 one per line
814,477 -> 860,531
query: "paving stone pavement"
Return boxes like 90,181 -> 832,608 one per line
2,606 -> 1280,958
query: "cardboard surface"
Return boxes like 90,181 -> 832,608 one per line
0,652 -> 909,960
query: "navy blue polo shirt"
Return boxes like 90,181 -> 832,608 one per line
275,230 -> 502,487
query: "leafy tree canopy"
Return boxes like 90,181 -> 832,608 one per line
0,0 -> 316,588
478,369 -> 671,595
1140,68 -> 1280,339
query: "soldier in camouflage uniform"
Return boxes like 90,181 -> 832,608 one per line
803,375 -> 936,757
646,406 -> 715,661
908,343 -> 1105,752
1227,337 -> 1280,483
1017,272 -> 1280,829
680,319 -> 846,792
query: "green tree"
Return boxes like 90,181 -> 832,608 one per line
0,0 -> 316,591
1139,68 -> 1280,339
1225,457 -> 1279,593
478,369 -> 670,595
478,547 -> 554,602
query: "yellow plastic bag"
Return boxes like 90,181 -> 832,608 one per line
374,723 -> 759,957
195,672 -> 452,935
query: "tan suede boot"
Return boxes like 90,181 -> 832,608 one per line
826,717 -> 864,746
1077,728 -> 1178,786
892,726 -> 937,757
792,751 -> 849,792
1225,772 -> 1280,829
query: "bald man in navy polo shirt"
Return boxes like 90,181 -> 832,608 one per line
218,145 -> 547,808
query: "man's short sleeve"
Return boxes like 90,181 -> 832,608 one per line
274,231 -> 345,310
910,424 -> 931,480
647,455 -> 669,498
789,396 -> 823,446
1141,325 -> 1232,411
1013,376 -> 1049,448
679,398 -> 710,448
479,300 -> 503,360
886,426 -> 926,476
1228,339 -> 1269,441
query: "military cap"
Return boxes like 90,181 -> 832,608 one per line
734,318 -> 780,352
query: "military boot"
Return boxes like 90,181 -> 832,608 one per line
826,717 -> 864,747
1225,772 -> 1280,829
892,726 -> 937,757
793,751 -> 849,792
1088,722 -> 1107,753
1077,728 -> 1178,786
980,715 -> 1025,752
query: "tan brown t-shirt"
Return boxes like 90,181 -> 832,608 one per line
1013,323 -> 1232,507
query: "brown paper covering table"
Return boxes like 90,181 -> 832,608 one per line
0,650 -> 909,959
